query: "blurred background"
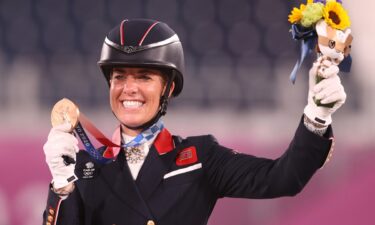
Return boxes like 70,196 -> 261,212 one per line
0,0 -> 374,224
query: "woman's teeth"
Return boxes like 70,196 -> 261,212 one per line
122,100 -> 143,108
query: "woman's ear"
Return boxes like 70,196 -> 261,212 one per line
168,82 -> 175,98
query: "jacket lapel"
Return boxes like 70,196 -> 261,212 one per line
135,129 -> 181,200
99,128 -> 181,216
100,152 -> 152,218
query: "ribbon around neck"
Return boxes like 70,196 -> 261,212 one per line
121,119 -> 164,148
74,112 -> 163,164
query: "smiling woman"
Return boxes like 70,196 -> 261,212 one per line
42,18 -> 347,225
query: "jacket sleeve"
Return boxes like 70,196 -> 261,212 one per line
42,184 -> 84,225
203,117 -> 334,199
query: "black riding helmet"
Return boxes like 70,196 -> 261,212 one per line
98,19 -> 185,130
98,18 -> 184,96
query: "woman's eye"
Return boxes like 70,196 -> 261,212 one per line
114,74 -> 125,80
138,74 -> 151,80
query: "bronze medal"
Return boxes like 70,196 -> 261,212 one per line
50,98 -> 121,160
51,98 -> 80,132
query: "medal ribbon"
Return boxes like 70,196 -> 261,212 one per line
121,119 -> 164,148
74,112 -> 163,164
75,122 -> 113,164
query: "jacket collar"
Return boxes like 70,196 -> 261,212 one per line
104,125 -> 174,158
153,128 -> 174,155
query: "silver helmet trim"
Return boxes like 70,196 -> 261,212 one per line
104,34 -> 180,54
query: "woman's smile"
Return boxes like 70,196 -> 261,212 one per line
109,67 -> 173,135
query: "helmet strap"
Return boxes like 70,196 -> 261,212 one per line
123,71 -> 176,131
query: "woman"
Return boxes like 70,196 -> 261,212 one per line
43,19 -> 346,225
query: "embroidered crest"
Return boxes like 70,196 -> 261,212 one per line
82,162 -> 95,179
86,162 -> 94,169
176,146 -> 198,166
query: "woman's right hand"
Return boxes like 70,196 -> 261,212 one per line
43,122 -> 79,190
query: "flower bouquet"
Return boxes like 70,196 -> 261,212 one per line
288,0 -> 353,107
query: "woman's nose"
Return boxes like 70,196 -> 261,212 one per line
122,78 -> 138,94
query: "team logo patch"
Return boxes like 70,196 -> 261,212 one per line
82,162 -> 95,179
176,146 -> 198,166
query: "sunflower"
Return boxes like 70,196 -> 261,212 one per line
288,4 -> 307,24
323,1 -> 351,30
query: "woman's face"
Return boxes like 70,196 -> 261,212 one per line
109,67 -> 173,135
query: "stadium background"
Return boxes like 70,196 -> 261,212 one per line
0,0 -> 374,224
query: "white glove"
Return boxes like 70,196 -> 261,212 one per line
304,56 -> 347,126
43,122 -> 79,189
